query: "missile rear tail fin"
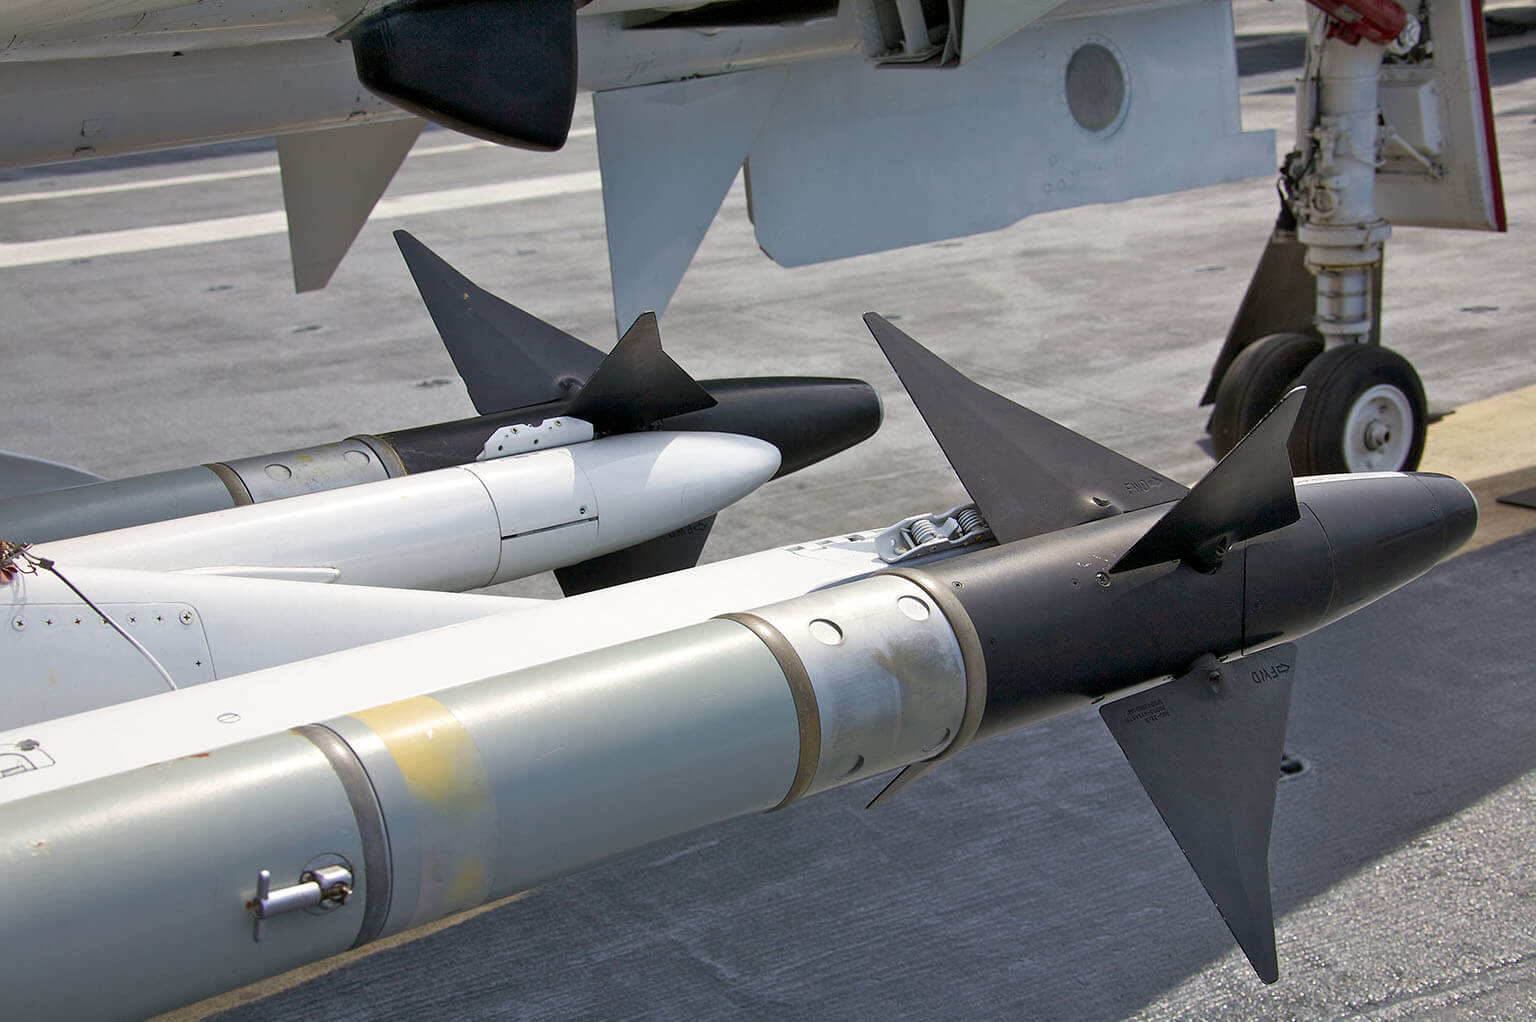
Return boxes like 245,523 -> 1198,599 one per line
1112,388 -> 1304,574
1100,643 -> 1298,984
395,230 -> 606,414
554,514 -> 716,596
862,313 -> 1186,543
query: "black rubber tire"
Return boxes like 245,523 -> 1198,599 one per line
1209,332 -> 1323,458
1289,344 -> 1427,474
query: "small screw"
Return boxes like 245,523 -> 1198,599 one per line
1092,496 -> 1111,508
16,739 -> 38,752
950,580 -> 964,589
1096,572 -> 1111,588
11,616 -> 23,631
179,610 -> 194,625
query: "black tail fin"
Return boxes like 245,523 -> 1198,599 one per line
395,230 -> 605,414
1100,644 -> 1298,984
863,313 -> 1185,543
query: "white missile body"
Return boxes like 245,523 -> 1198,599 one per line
0,550 -> 970,1019
1,521 -> 902,802
1,428 -> 780,728
1,566 -> 530,730
30,429 -> 779,590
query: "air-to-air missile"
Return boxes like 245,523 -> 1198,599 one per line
0,316 -> 1475,1018
0,234 -> 882,724
0,231 -> 880,592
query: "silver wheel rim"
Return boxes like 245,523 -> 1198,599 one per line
1343,383 -> 1414,471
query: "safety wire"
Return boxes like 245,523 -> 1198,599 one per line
2,539 -> 180,692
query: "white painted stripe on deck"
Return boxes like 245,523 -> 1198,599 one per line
0,127 -> 596,205
0,170 -> 604,268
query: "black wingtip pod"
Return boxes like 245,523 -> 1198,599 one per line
1100,643 -> 1297,985
394,230 -> 605,414
566,312 -> 717,434
1112,388 -> 1305,575
863,313 -> 1186,544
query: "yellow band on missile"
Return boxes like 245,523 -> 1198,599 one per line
352,696 -> 497,928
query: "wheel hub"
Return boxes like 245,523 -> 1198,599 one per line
1344,384 -> 1414,471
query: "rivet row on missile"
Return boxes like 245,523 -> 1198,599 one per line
0,316 -> 1476,1018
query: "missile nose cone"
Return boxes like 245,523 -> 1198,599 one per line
1294,472 -> 1477,628
660,378 -> 883,479
1413,472 -> 1479,560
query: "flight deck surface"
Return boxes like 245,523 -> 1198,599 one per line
1,1 -> 1532,1016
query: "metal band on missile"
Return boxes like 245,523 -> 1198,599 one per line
718,611 -> 822,810
290,723 -> 394,949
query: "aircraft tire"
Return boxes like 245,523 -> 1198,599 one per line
1289,345 -> 1427,474
1210,332 -> 1322,459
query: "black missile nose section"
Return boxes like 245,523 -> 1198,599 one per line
1416,471 -> 1480,559
658,378 -> 883,479
1292,472 -> 1478,628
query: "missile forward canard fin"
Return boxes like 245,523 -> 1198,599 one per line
554,514 -> 716,597
1100,644 -> 1298,984
862,314 -> 1186,543
394,230 -> 606,415
566,312 -> 718,434
1112,388 -> 1304,574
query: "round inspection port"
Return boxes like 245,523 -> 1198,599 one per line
1064,38 -> 1130,138
897,595 -> 931,621
808,619 -> 844,646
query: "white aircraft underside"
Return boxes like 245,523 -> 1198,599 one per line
0,0 -> 1280,325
